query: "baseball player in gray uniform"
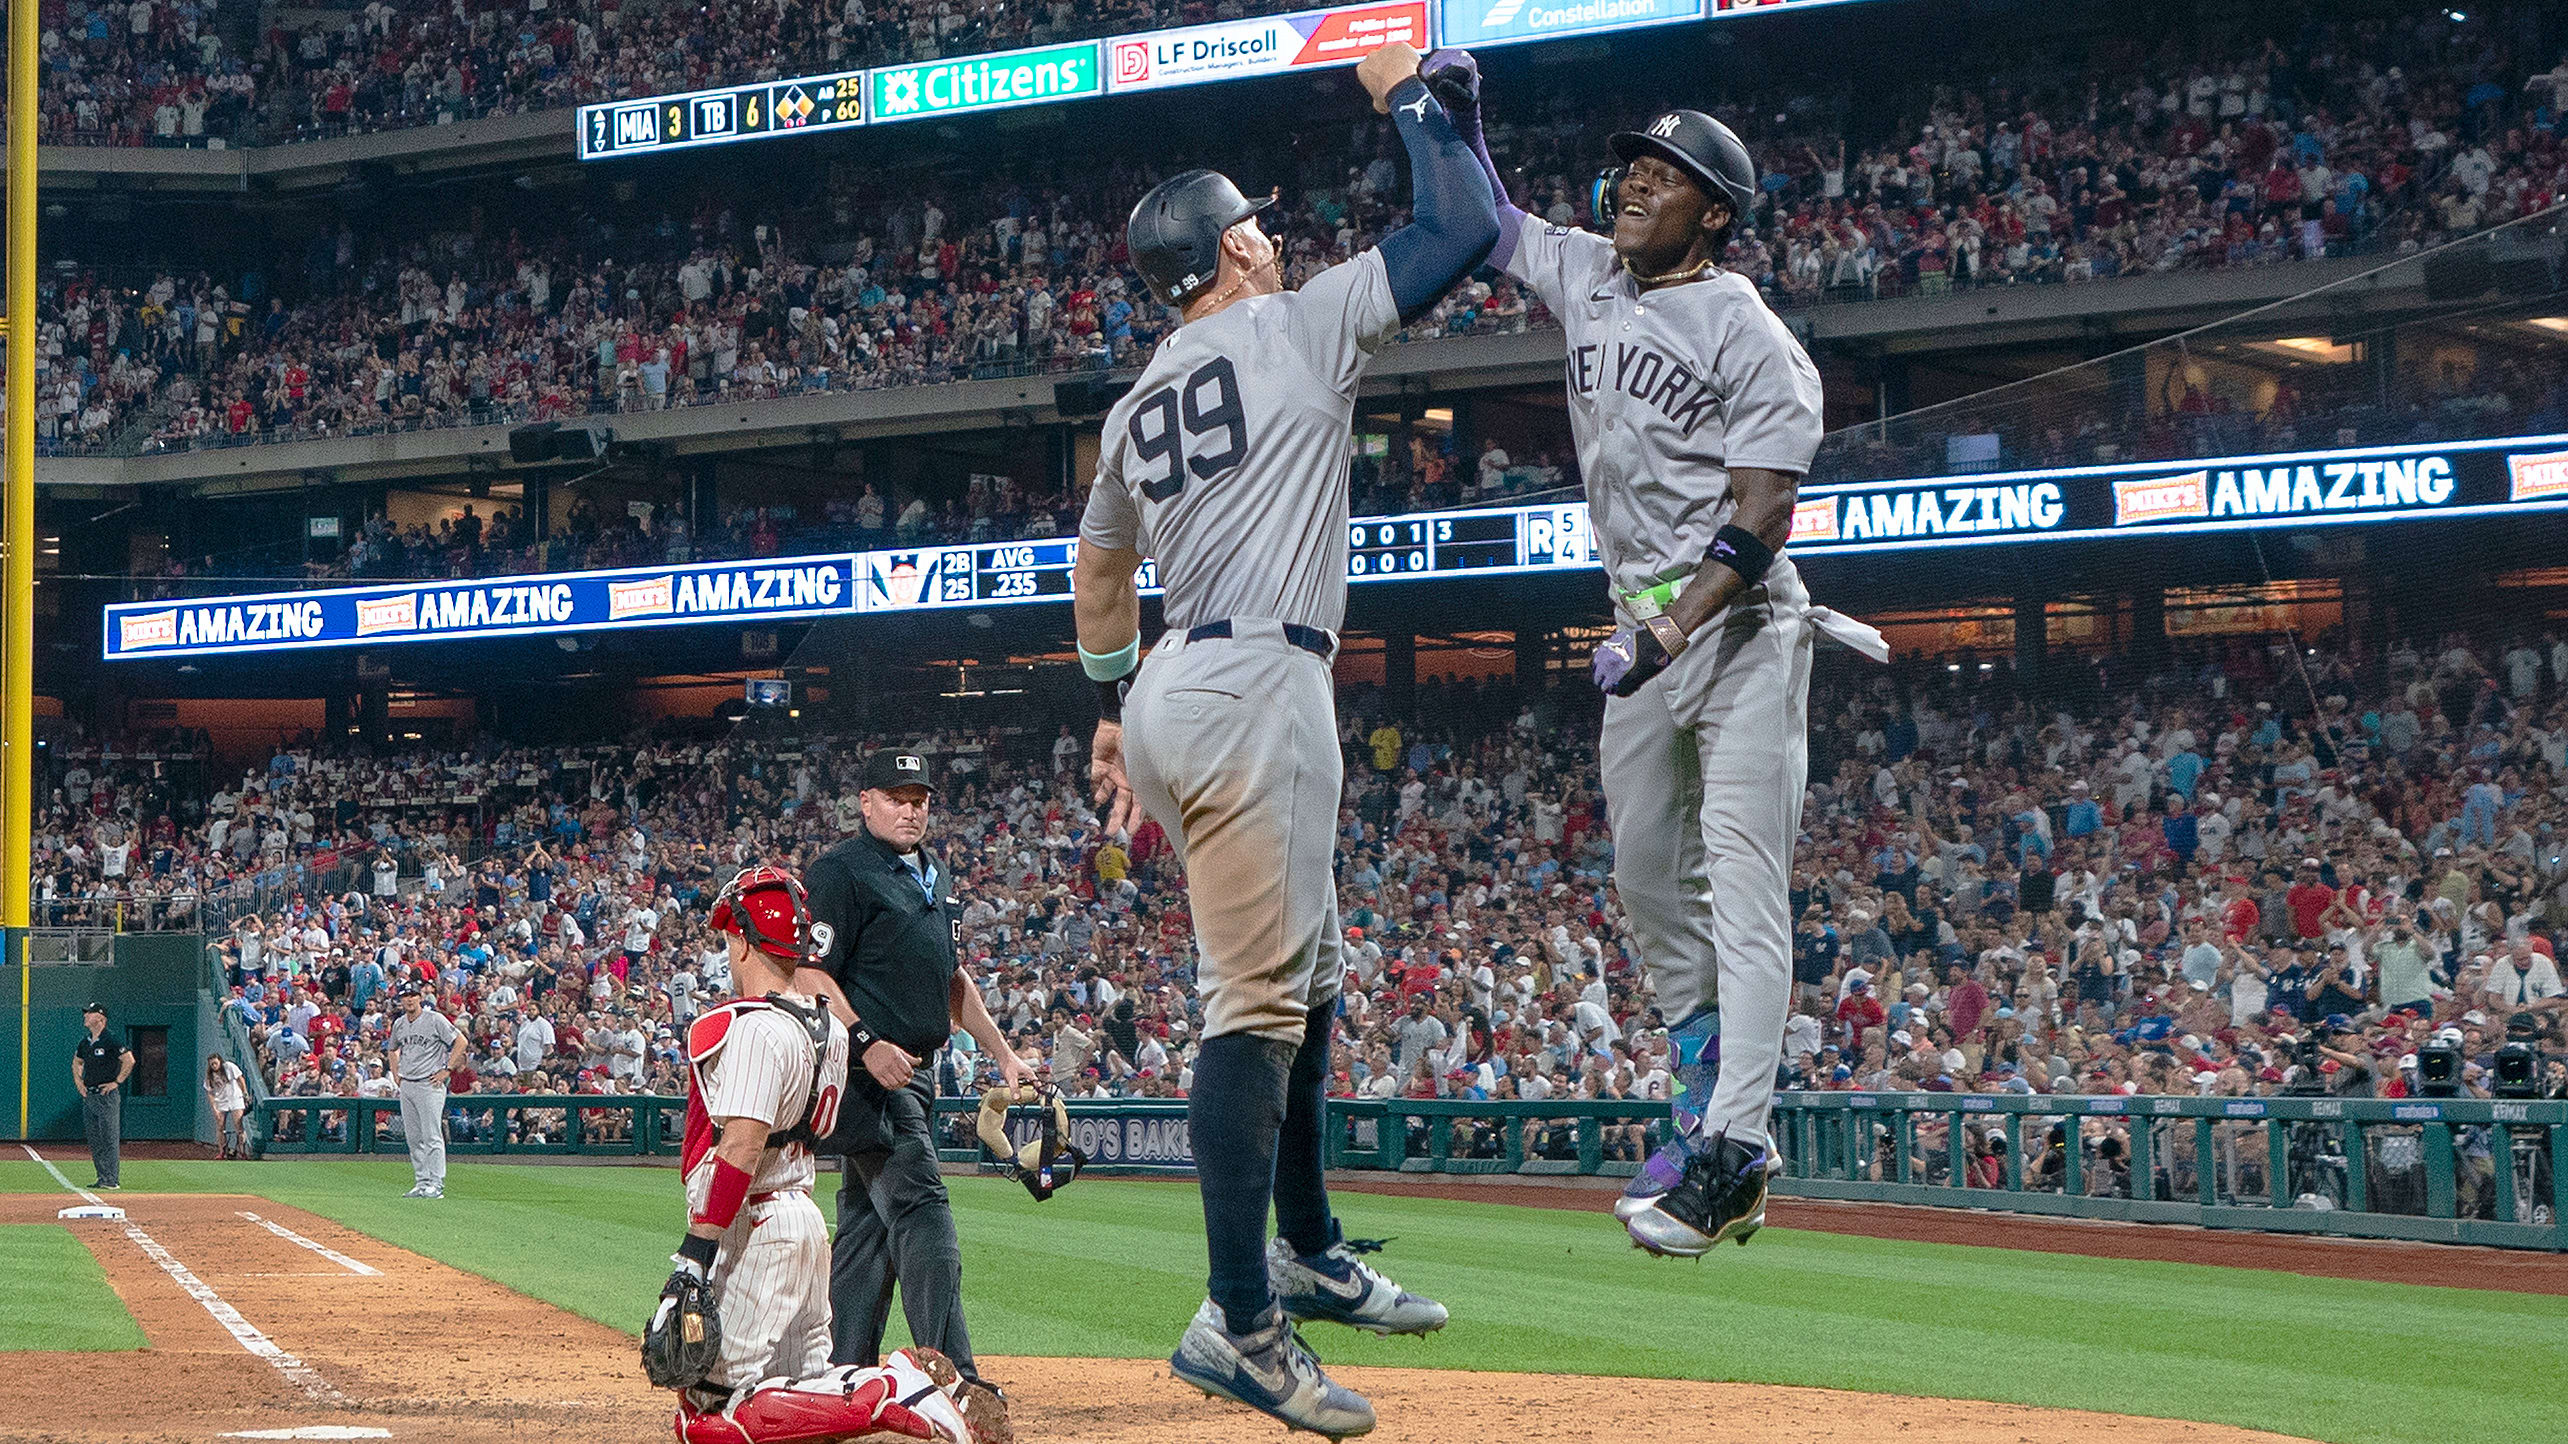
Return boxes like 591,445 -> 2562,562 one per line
1071,40 -> 1486,1439
389,987 -> 466,1198
1430,54 -> 1886,1258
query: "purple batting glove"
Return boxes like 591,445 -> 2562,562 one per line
1420,48 -> 1480,115
1591,625 -> 1673,697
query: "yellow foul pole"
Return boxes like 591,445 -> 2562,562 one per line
7,0 -> 36,1136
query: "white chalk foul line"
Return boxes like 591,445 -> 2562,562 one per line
237,1212 -> 382,1276
18,1142 -> 103,1204
120,1223 -> 349,1406
18,1144 -> 349,1407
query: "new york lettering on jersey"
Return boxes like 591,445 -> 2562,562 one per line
1499,212 -> 1822,594
1567,339 -> 1719,432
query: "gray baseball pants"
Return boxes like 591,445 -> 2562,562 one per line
397,1079 -> 446,1189
1122,621 -> 1345,1043
1601,562 -> 1815,1151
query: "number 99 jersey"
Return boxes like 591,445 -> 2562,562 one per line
1077,249 -> 1400,636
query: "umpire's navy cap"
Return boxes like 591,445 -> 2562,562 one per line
861,751 -> 936,794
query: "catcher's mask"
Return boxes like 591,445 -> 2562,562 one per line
711,863 -> 815,965
976,1084 -> 1088,1201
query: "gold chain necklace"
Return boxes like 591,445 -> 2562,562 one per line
1626,259 -> 1716,286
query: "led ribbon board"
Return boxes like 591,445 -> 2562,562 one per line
101,435 -> 2568,658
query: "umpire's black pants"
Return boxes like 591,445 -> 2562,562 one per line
830,1073 -> 976,1379
81,1087 -> 122,1187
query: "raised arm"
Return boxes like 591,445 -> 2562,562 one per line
1355,43 -> 1500,322
1420,49 -> 1527,269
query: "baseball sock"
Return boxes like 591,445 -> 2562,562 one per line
1189,1032 -> 1297,1336
1272,1004 -> 1342,1259
1669,1007 -> 1721,1135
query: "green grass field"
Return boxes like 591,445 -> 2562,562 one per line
0,1222 -> 148,1352
5,1156 -> 2562,1444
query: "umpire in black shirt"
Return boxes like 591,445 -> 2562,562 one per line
72,1003 -> 133,1190
795,749 -> 1031,1388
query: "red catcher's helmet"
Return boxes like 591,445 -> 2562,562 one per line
710,864 -> 815,965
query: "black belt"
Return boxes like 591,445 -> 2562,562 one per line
1185,618 -> 1335,659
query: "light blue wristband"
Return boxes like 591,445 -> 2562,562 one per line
1079,637 -> 1140,681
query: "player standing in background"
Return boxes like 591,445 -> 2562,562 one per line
1426,53 -> 1887,1258
1072,39 -> 1487,1439
389,987 -> 465,1198
664,864 -> 861,1444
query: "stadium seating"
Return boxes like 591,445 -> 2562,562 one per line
44,622 -> 2566,1148
29,0 -> 2568,467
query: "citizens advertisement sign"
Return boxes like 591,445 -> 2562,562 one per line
868,42 -> 1103,123
1106,1 -> 1429,93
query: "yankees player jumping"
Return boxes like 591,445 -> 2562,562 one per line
656,865 -> 1005,1444
1070,39 -> 1490,1438
1428,53 -> 1886,1258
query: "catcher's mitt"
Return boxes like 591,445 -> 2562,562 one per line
975,1083 -> 1088,1202
641,1265 -> 723,1388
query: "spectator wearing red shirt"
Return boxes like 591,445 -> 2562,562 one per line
2285,859 -> 2336,939
1836,971 -> 1886,1048
1946,964 -> 1989,1038
2219,874 -> 2261,943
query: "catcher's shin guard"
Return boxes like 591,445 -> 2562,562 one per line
675,1351 -> 996,1444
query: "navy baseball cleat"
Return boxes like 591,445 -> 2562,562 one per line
1626,1131 -> 1779,1258
1267,1236 -> 1448,1335
1169,1298 -> 1375,1439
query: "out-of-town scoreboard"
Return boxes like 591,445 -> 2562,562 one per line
580,72 -> 865,160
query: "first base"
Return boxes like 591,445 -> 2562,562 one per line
59,1204 -> 126,1221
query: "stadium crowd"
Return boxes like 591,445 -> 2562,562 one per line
28,3 -> 2567,471
32,613 -> 2568,1199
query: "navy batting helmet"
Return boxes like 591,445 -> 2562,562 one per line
1609,110 -> 1759,222
1126,169 -> 1274,308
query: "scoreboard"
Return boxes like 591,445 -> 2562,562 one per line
578,72 -> 865,160
850,506 -> 1595,615
1347,513 -> 1529,576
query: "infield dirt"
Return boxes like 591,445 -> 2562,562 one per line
0,1191 -> 2313,1444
